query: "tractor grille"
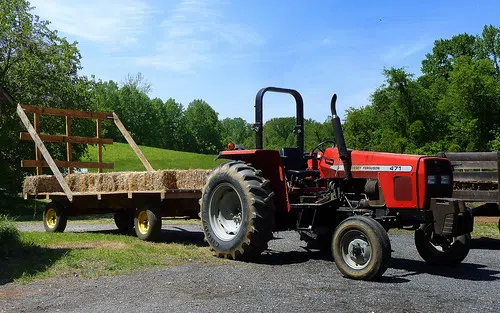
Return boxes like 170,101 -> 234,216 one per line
424,158 -> 454,208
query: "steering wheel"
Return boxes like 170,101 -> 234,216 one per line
311,140 -> 336,154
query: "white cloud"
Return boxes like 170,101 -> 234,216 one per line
382,39 -> 430,62
30,0 -> 154,47
135,0 -> 263,73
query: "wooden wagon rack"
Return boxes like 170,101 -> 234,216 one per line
9,96 -> 204,236
16,103 -> 154,202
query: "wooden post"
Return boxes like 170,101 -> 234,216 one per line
497,151 -> 500,204
113,112 -> 153,171
65,116 -> 73,174
16,104 -> 73,202
96,119 -> 103,173
34,112 -> 42,175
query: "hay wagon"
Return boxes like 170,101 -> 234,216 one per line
438,151 -> 500,230
5,87 -> 208,241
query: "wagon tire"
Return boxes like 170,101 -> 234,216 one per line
43,202 -> 68,233
114,210 -> 135,232
134,208 -> 162,241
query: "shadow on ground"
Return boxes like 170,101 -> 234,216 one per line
0,238 -> 68,285
471,237 -> 500,250
389,257 -> 500,282
85,226 -> 207,247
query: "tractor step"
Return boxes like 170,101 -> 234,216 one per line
290,199 -> 334,210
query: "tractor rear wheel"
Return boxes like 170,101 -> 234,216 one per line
200,161 -> 275,260
43,202 -> 68,233
332,215 -> 391,280
414,224 -> 470,266
114,210 -> 134,232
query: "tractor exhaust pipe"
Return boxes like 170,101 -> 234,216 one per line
330,94 -> 352,180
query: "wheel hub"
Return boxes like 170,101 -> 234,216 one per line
45,208 -> 57,228
209,183 -> 243,241
137,211 -> 149,234
341,230 -> 372,270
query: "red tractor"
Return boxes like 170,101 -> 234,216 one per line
200,87 -> 473,280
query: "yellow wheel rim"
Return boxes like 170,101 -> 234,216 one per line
45,208 -> 57,228
137,211 -> 149,234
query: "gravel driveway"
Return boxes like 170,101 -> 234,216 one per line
1,222 -> 499,313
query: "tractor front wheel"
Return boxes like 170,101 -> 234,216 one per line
200,161 -> 275,260
332,216 -> 391,280
43,202 -> 68,233
414,224 -> 470,266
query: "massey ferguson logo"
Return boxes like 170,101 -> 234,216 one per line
330,165 -> 413,172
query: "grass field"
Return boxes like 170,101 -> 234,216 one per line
1,216 -> 498,284
1,217 -> 221,284
83,142 -> 223,172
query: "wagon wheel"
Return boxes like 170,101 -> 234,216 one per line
43,202 -> 68,233
114,210 -> 135,232
134,207 -> 162,241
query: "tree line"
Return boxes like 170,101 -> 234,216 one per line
0,0 -> 498,196
343,25 -> 500,154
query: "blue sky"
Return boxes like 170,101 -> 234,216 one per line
30,0 -> 499,122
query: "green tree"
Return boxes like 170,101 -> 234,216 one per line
0,0 -> 93,194
184,100 -> 223,154
156,98 -> 189,151
263,117 -> 296,150
220,117 -> 253,146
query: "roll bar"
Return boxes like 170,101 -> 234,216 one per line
253,87 -> 304,154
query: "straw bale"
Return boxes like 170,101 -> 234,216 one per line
176,170 -> 210,189
23,169 -> 211,195
23,175 -> 62,194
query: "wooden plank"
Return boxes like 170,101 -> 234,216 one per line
0,86 -> 14,104
498,152 -> 500,204
66,116 -> 73,174
452,161 -> 498,170
453,171 -> 498,183
440,152 -> 499,162
20,132 -> 113,144
34,112 -> 42,175
16,104 -> 73,202
22,160 -> 114,169
113,112 -> 153,172
453,190 -> 499,202
96,119 -> 103,173
21,104 -> 113,120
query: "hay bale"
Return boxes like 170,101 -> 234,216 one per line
23,175 -> 62,195
176,170 -> 210,189
23,169 -> 211,195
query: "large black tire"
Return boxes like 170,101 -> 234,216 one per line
414,224 -> 470,266
43,202 -> 68,233
114,210 -> 134,232
332,215 -> 391,280
200,161 -> 275,260
134,208 -> 162,241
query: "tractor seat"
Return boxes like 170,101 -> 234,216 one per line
279,147 -> 319,178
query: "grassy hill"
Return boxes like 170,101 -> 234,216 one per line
84,142 -> 223,172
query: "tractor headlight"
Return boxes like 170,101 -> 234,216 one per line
427,175 -> 436,184
441,175 -> 451,184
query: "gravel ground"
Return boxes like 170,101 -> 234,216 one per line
1,222 -> 499,313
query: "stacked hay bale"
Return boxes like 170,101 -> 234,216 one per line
23,170 -> 211,195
